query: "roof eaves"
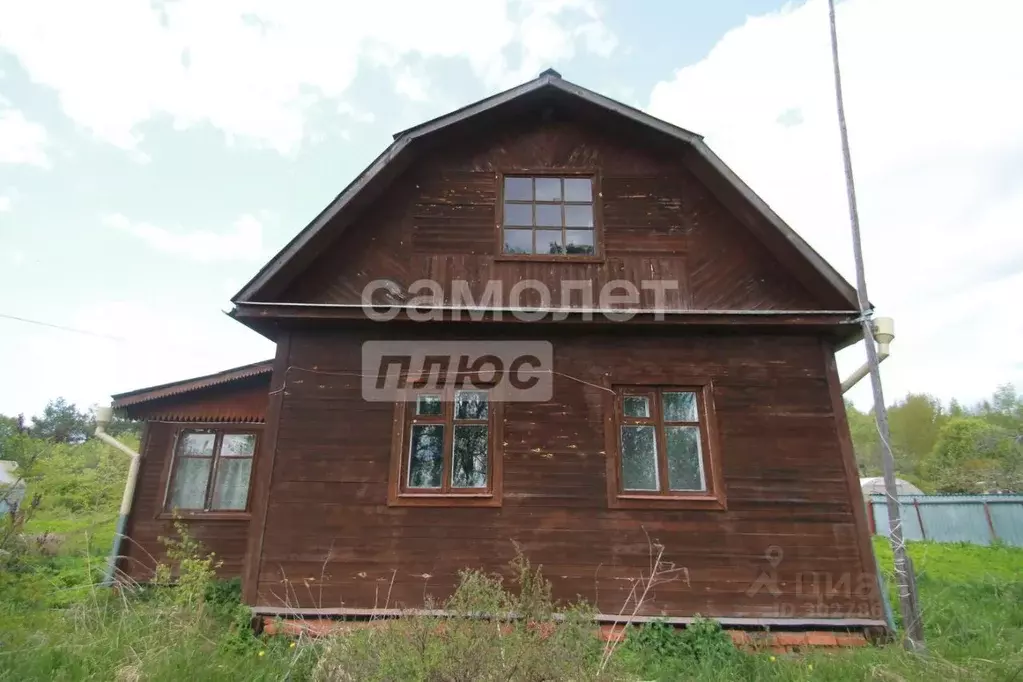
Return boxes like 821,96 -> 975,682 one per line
111,360 -> 273,408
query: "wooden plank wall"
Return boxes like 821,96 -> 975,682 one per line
119,381 -> 270,582
119,422 -> 252,581
251,328 -> 881,620
281,117 -> 825,313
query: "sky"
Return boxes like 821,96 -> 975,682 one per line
0,0 -> 1021,418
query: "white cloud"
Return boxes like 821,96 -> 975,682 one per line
0,0 -> 616,155
649,0 -> 1023,407
105,212 -> 265,263
0,100 -> 49,166
394,67 -> 431,103
337,102 -> 375,125
0,194 -> 11,212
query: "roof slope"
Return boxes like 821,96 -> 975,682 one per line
111,360 -> 273,408
232,71 -> 858,310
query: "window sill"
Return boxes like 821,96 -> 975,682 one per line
157,511 -> 252,521
493,254 -> 605,264
609,494 -> 726,511
389,492 -> 501,508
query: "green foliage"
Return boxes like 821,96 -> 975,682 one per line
18,437 -> 132,514
888,393 -> 946,474
154,520 -> 224,606
0,491 -> 42,573
922,417 -> 1022,492
313,549 -> 609,681
848,384 -> 1023,492
619,617 -> 748,680
28,397 -> 94,444
2,517 -> 1023,681
845,398 -> 880,473
0,414 -> 28,460
1,397 -> 140,452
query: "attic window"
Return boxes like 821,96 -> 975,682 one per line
500,174 -> 599,258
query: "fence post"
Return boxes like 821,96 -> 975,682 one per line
983,500 -> 998,543
913,498 -> 926,541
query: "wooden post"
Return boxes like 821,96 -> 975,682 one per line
913,498 -> 926,541
983,500 -> 998,543
827,0 -> 925,652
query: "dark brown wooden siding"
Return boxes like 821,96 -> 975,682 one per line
119,381 -> 270,582
120,422 -> 254,580
250,327 -> 880,620
281,118 -> 824,312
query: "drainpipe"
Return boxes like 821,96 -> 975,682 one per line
93,405 -> 141,586
841,317 -> 894,393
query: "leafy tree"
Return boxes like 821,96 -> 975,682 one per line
0,413 -> 29,460
887,393 -> 946,476
29,398 -> 93,444
846,400 -> 879,474
19,398 -> 141,444
25,436 -> 133,513
976,384 -> 1023,434
922,417 -> 1022,493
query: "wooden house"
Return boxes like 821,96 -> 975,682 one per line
111,70 -> 884,630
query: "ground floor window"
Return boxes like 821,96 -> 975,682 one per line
606,381 -> 724,510
165,428 -> 258,513
389,387 -> 503,507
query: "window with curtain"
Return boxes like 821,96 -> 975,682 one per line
165,429 -> 258,513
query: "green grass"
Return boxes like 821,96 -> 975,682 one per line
2,516 -> 1022,681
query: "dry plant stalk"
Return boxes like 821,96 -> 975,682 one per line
598,531 -> 689,673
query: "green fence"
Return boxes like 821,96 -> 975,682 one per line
867,494 -> 1023,546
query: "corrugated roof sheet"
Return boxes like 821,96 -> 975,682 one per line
111,360 -> 273,407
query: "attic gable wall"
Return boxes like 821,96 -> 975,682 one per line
281,115 -> 824,312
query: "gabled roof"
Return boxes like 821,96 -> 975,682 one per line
111,360 -> 273,408
232,70 -> 859,310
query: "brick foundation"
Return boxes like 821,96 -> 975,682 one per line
263,617 -> 873,651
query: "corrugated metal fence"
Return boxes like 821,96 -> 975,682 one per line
867,494 -> 1023,547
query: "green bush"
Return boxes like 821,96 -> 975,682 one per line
619,617 -> 749,680
312,551 -> 613,682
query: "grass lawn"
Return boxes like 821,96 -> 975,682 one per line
1,513 -> 1022,681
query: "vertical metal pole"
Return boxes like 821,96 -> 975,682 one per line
913,498 -> 926,541
826,0 -> 925,651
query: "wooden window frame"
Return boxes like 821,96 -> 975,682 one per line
604,379 -> 726,510
494,168 -> 604,263
158,424 -> 261,520
388,387 -> 504,507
